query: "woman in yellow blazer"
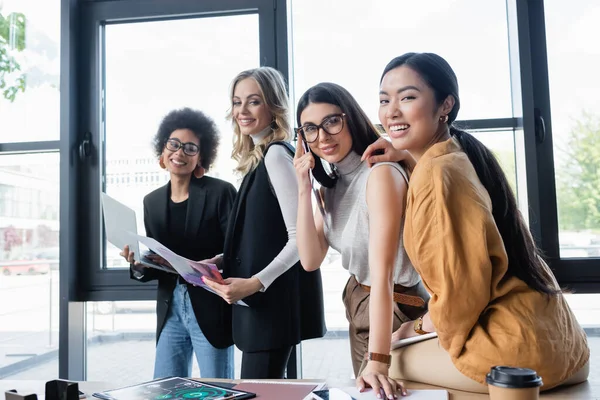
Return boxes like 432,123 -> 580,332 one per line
363,52 -> 590,393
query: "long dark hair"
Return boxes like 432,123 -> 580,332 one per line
381,53 -> 558,295
296,82 -> 381,188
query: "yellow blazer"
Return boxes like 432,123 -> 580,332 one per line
403,136 -> 589,388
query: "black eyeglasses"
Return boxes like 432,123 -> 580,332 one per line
164,138 -> 200,156
296,113 -> 346,143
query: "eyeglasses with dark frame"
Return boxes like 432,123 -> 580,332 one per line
164,138 -> 200,156
296,113 -> 346,143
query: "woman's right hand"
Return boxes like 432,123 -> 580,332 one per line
293,134 -> 315,191
361,137 -> 415,169
120,245 -> 142,267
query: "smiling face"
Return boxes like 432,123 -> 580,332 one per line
378,65 -> 453,159
161,129 -> 201,177
232,77 -> 273,136
299,102 -> 353,164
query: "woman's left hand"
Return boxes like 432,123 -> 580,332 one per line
357,361 -> 407,398
145,253 -> 173,268
202,276 -> 263,304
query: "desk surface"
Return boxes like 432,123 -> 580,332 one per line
0,379 -> 596,400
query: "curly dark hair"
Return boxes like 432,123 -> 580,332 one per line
152,108 -> 220,170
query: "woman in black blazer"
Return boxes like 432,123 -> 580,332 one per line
121,108 -> 236,379
202,67 -> 326,379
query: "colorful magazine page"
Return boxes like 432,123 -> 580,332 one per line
93,377 -> 255,400
130,233 -> 248,307
139,250 -> 178,274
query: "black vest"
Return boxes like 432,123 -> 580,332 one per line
223,142 -> 326,352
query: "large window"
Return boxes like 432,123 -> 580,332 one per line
545,1 -> 600,259
0,0 -> 60,381
289,0 -> 512,121
0,153 -> 60,380
0,1 -> 60,143
72,0 -> 281,381
102,15 -> 259,269
3,0 -> 591,383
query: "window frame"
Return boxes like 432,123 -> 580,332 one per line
508,0 -> 600,291
77,0 -> 285,302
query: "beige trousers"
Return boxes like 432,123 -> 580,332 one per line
343,275 -> 428,377
390,337 -> 590,393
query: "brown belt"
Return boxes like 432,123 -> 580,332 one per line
358,281 -> 426,308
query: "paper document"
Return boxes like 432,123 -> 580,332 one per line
391,332 -> 438,350
101,192 -> 177,274
314,387 -> 447,400
131,233 -> 248,307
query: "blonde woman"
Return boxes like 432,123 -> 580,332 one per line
203,67 -> 326,379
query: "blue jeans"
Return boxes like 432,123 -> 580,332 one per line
153,284 -> 234,379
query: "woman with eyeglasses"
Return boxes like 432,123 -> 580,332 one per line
201,67 -> 326,379
120,108 -> 236,380
294,82 -> 429,398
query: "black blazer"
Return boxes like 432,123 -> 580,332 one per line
223,142 -> 326,352
130,176 -> 236,349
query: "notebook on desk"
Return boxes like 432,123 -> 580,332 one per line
306,387 -> 448,400
391,332 -> 438,350
233,380 -> 326,400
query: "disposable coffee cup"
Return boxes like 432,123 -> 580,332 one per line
486,366 -> 543,400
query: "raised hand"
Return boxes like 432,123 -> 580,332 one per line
293,133 -> 315,190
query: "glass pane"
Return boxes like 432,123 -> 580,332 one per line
0,0 -> 60,142
470,130 -> 518,198
85,301 -> 246,382
103,15 -> 259,269
545,2 -> 600,258
302,249 -> 354,381
0,153 -> 59,380
290,0 -> 511,121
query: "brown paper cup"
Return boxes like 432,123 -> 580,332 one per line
486,366 -> 542,400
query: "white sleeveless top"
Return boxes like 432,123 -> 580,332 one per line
322,150 -> 421,287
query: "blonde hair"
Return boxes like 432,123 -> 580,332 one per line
227,67 -> 291,175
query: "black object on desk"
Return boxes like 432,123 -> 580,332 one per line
4,389 -> 38,400
45,380 -> 80,400
4,380 -> 81,400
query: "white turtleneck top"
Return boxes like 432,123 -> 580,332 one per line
322,150 -> 421,287
249,129 -> 299,291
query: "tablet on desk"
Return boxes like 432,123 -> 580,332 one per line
92,377 -> 255,400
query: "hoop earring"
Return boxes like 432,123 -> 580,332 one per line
440,115 -> 449,124
194,165 -> 205,179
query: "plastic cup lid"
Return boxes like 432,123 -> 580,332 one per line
485,366 -> 543,389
